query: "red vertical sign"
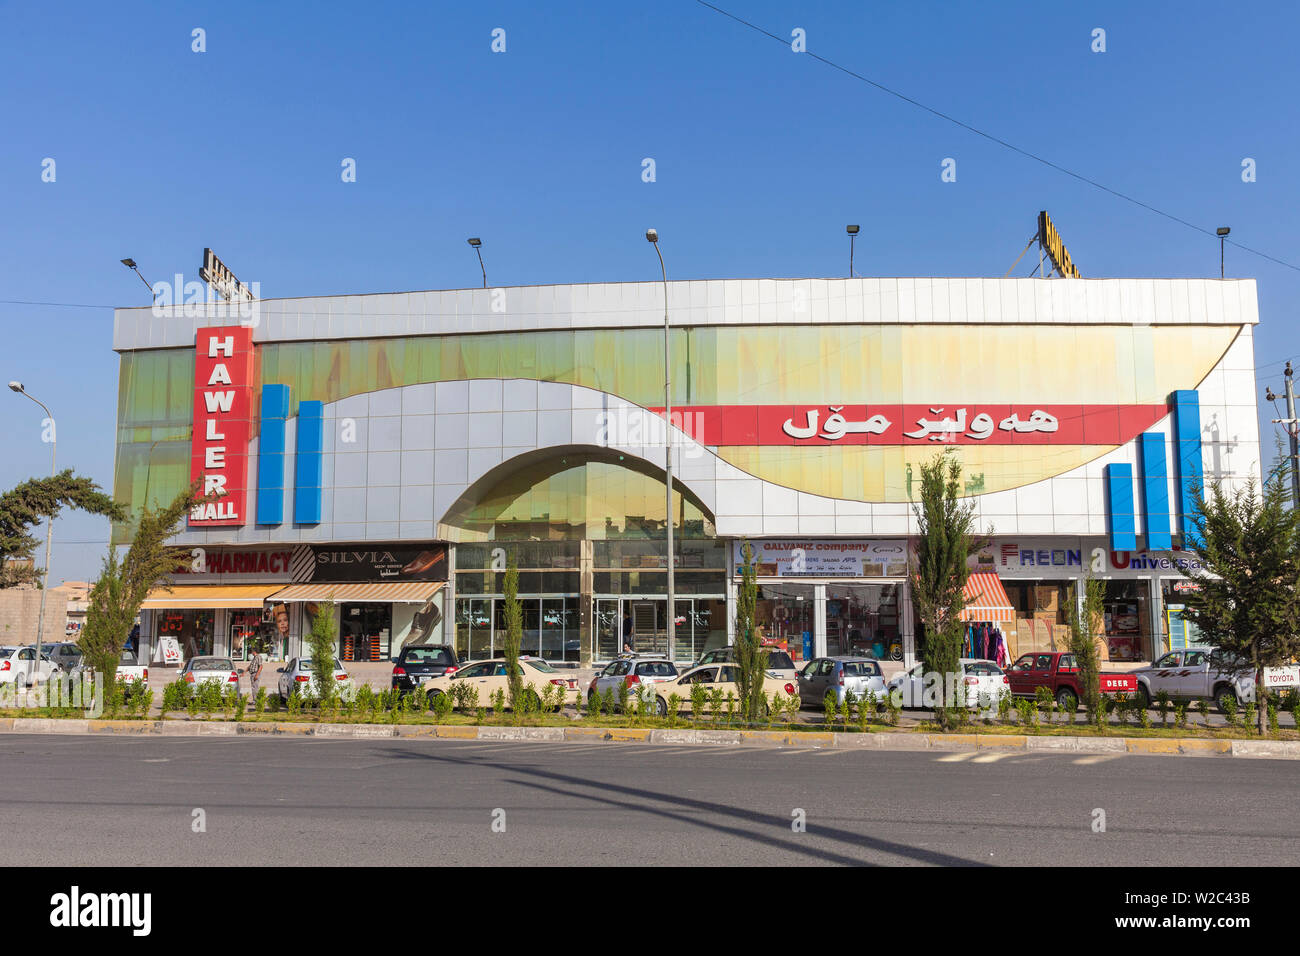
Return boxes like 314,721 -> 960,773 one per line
189,326 -> 254,526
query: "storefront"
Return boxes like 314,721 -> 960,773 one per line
111,276 -> 1260,668
735,540 -> 911,662
270,544 -> 449,662
139,583 -> 287,665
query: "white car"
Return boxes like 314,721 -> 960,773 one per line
0,646 -> 62,688
588,655 -> 679,708
887,658 -> 1010,710
276,657 -> 355,701
1130,647 -> 1300,712
180,656 -> 240,689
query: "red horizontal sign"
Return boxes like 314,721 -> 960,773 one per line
647,404 -> 1166,446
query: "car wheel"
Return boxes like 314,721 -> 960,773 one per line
1056,687 -> 1078,712
426,689 -> 442,709
1135,684 -> 1150,709
1214,685 -> 1237,714
655,696 -> 667,717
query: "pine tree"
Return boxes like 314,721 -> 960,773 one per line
733,540 -> 765,722
1183,478 -> 1300,735
81,485 -> 200,687
1,471 -> 124,588
503,552 -> 523,709
910,453 -> 981,729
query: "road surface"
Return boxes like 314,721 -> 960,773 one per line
0,734 -> 1294,866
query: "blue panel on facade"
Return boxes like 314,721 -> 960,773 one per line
1171,390 -> 1204,547
1139,432 -> 1172,551
1105,463 -> 1138,552
256,384 -> 290,525
294,400 -> 324,524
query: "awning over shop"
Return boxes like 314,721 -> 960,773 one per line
140,584 -> 285,610
268,582 -> 444,604
960,572 -> 1015,624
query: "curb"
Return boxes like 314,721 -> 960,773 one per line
0,718 -> 1297,758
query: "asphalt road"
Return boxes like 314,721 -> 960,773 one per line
0,735 -> 1296,866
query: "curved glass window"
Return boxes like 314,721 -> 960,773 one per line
442,452 -> 714,542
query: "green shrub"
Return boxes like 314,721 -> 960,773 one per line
254,688 -> 267,714
600,687 -> 615,717
885,692 -> 900,726
1155,690 -> 1171,727
689,683 -> 707,725
1221,693 -> 1238,726
491,688 -> 506,719
1174,703 -> 1187,729
724,690 -> 737,725
1266,695 -> 1279,735
997,690 -> 1013,723
666,693 -> 682,728
819,692 -> 836,728
708,688 -> 725,724
1242,701 -> 1256,733
432,690 -> 453,720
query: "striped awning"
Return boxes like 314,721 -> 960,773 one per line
960,572 -> 1015,623
268,581 -> 443,604
141,584 -> 285,610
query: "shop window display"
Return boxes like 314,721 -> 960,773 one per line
1101,580 -> 1151,663
1003,581 -> 1073,658
754,584 -> 815,662
825,584 -> 900,659
156,608 -> 215,660
229,608 -> 283,661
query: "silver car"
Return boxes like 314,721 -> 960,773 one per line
588,655 -> 679,709
797,656 -> 888,708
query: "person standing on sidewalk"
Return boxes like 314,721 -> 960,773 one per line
247,649 -> 263,701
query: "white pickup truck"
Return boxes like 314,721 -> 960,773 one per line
1130,647 -> 1300,713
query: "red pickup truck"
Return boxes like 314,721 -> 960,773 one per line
1006,651 -> 1138,711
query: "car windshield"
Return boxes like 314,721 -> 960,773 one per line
194,659 -> 233,671
404,648 -> 454,665
523,659 -> 558,673
298,660 -> 347,673
766,652 -> 794,669
119,651 -> 138,665
0,650 -> 12,660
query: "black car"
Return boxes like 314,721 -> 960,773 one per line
391,644 -> 460,694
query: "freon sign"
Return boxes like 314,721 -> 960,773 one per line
190,326 -> 254,525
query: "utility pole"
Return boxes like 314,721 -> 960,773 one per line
1286,363 -> 1300,509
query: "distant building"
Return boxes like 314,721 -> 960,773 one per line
51,581 -> 91,639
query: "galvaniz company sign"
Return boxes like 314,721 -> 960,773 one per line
189,326 -> 254,526
734,540 -> 908,578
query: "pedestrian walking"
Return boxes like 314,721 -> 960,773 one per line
247,649 -> 263,700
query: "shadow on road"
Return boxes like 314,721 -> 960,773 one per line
387,744 -> 987,867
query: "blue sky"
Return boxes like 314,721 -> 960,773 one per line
2,0 -> 1298,583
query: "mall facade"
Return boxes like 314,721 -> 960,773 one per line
111,276 -> 1261,668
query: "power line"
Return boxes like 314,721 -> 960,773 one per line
694,0 -> 1300,274
0,299 -> 113,309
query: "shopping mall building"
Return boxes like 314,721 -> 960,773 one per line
111,276 -> 1261,669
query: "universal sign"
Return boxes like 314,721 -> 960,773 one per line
1038,211 -> 1081,279
189,327 -> 254,526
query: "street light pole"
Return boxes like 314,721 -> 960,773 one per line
466,238 -> 487,288
1286,363 -> 1300,510
8,383 -> 56,675
1216,227 -> 1231,279
646,229 -> 675,661
846,225 -> 859,278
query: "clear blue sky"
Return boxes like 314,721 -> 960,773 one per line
3,0 -> 1298,583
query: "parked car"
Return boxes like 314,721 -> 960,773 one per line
114,650 -> 149,689
1129,648 -> 1300,712
391,644 -> 459,695
0,646 -> 61,688
695,647 -> 799,681
181,656 -> 241,690
1006,651 -> 1138,711
45,642 -> 84,673
797,656 -> 888,708
423,656 -> 579,709
276,658 -> 355,701
588,656 -> 679,708
887,658 -> 1010,709
647,664 -> 797,717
